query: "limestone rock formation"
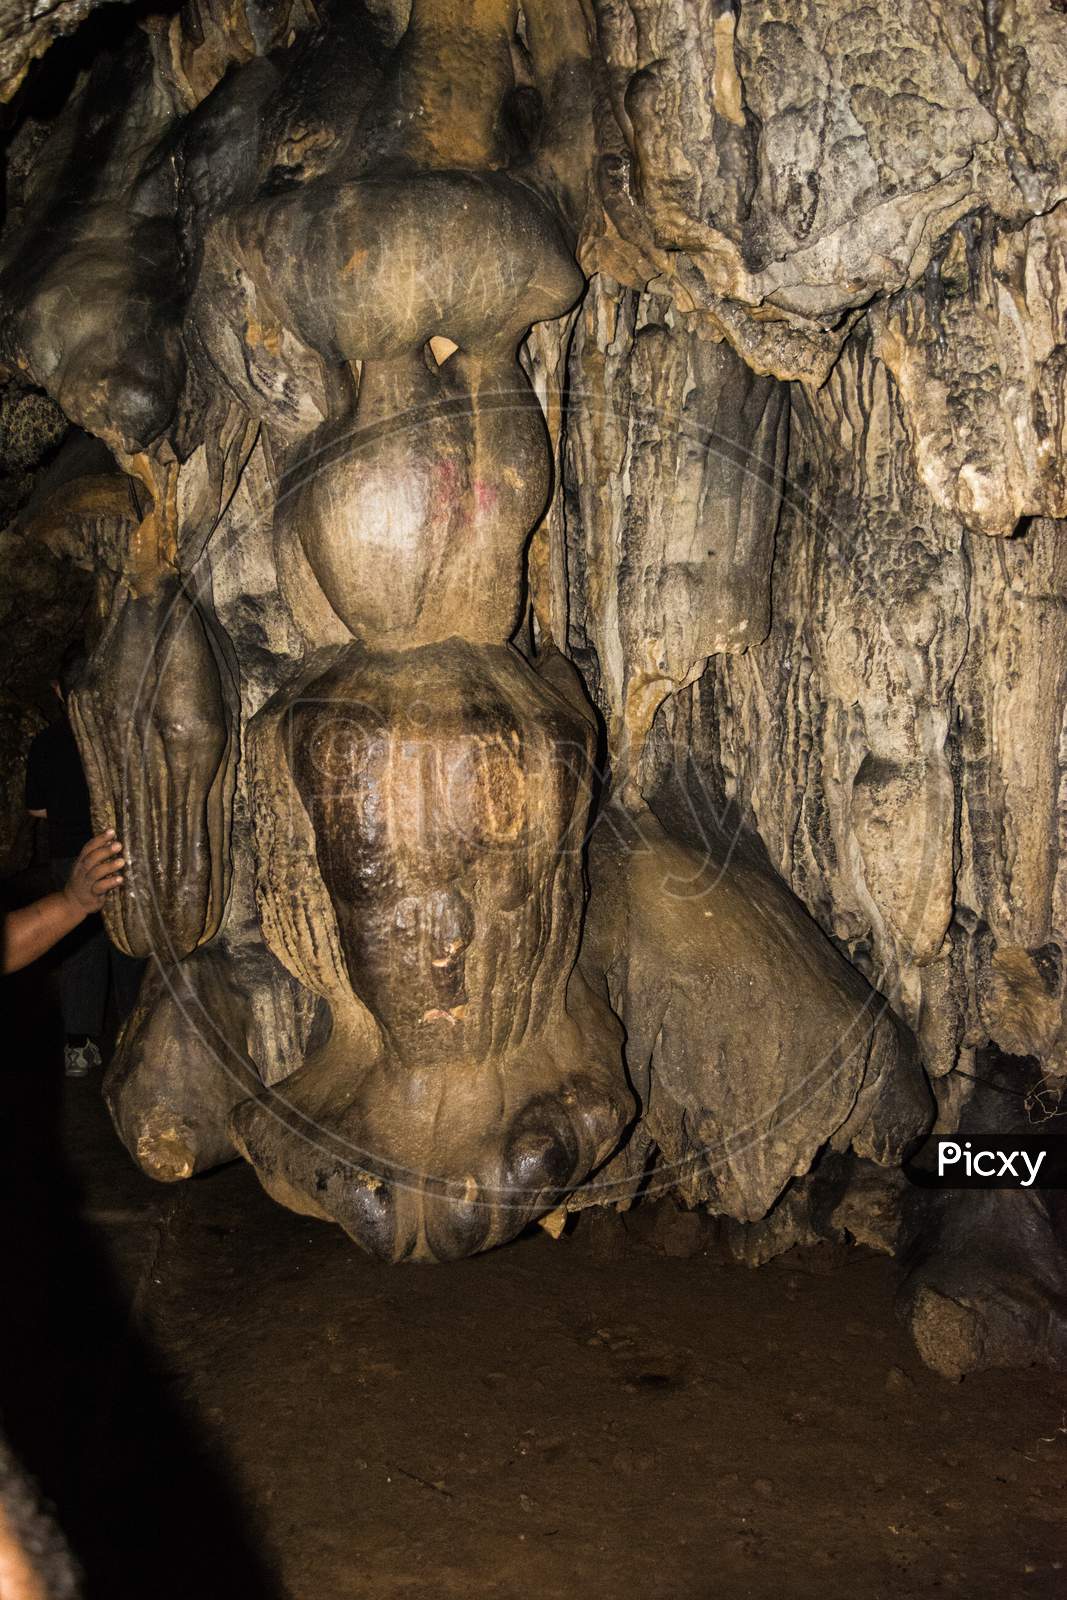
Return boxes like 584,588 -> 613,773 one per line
581,805 -> 930,1220
0,0 -> 132,100
1,0 -> 1065,1374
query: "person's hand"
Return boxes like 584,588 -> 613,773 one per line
63,831 -> 125,915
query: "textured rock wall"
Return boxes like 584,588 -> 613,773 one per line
0,0 -> 132,99
1,0 -> 1066,1369
529,274 -> 788,797
870,208 -> 1067,535
7,0 -> 1067,1091
582,0 -> 1067,376
534,291 -> 1067,1087
665,336 -> 972,1077
523,0 -> 1067,1098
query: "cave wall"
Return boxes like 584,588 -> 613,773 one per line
0,0 -> 1065,1372
672,353 -> 1067,1086
522,0 -> 1067,1091
2,0 -> 1065,1084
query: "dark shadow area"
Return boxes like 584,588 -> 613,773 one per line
1,864 -> 285,1600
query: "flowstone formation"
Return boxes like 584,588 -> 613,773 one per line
1,0 -> 1065,1376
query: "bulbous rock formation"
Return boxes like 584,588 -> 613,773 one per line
0,0 -> 1063,1373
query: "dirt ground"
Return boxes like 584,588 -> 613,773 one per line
2,961 -> 1066,1600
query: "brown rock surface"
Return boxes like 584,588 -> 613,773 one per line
1,0 -> 1066,1377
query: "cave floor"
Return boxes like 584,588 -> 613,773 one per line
5,1058 -> 1067,1600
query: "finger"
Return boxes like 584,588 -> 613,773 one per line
81,837 -> 125,869
86,847 -> 125,871
80,840 -> 113,870
82,828 -> 117,855
86,868 -> 125,896
88,857 -> 125,883
90,873 -> 125,897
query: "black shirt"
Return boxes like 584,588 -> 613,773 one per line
25,717 -> 93,862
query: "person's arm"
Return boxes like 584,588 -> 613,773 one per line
2,832 -> 125,975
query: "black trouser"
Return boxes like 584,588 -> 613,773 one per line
51,860 -> 145,1037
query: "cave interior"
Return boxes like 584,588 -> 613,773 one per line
1,0 -> 1067,1594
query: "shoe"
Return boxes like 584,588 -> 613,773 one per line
64,1040 -> 102,1078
